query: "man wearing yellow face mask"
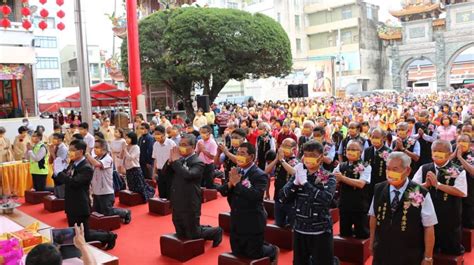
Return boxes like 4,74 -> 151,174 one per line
451,134 -> 474,229
333,140 -> 372,239
413,110 -> 438,166
196,125 -> 218,189
280,140 -> 338,265
369,152 -> 437,265
215,128 -> 247,182
265,138 -> 298,228
392,122 -> 420,178
256,122 -> 276,170
217,142 -> 278,263
362,128 -> 392,199
49,133 -> 68,199
297,120 -> 315,159
413,140 -> 467,255
168,134 -> 223,247
312,126 -> 336,172
152,125 -> 176,199
338,122 -> 369,163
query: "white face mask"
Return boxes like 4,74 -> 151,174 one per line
23,122 -> 28,126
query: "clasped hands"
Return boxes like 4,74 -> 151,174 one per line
425,171 -> 439,188
293,170 -> 308,186
228,167 -> 241,187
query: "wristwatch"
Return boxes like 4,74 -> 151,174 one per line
424,256 -> 433,263
280,159 -> 286,164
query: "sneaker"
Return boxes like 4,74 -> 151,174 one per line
212,227 -> 223,248
123,210 -> 132,224
105,232 -> 118,250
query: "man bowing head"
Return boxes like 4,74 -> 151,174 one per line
369,152 -> 437,265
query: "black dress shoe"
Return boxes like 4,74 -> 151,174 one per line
105,232 -> 118,250
123,210 -> 132,224
212,227 -> 223,248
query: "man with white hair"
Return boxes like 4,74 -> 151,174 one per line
255,122 -> 276,170
369,151 -> 437,265
297,120 -> 315,158
413,139 -> 467,255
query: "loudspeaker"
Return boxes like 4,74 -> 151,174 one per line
288,84 -> 309,98
196,95 -> 210,113
288,85 -> 298,98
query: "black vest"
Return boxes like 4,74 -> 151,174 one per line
340,135 -> 366,162
273,157 -> 296,199
297,135 -> 310,159
452,152 -> 474,206
414,122 -> 435,165
391,138 -> 417,178
364,145 -> 391,199
256,134 -> 272,169
223,147 -> 238,180
421,162 -> 463,251
338,162 -> 370,212
373,181 -> 427,265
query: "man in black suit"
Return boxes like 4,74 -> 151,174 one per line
138,122 -> 155,179
54,140 -> 117,249
168,134 -> 223,246
218,142 -> 278,264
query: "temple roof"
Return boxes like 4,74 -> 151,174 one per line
390,3 -> 443,18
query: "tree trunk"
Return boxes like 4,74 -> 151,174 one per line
208,79 -> 227,103
183,97 -> 195,121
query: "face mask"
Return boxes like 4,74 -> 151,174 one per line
178,146 -> 188,155
398,130 -> 407,138
231,139 -> 240,148
236,155 -> 248,167
432,151 -> 448,161
23,122 -> 28,126
349,128 -> 358,135
258,130 -> 265,136
93,148 -> 102,156
346,150 -> 360,160
302,128 -> 311,135
68,151 -> 76,161
459,141 -> 470,153
282,147 -> 293,157
387,170 -> 404,186
303,156 -> 320,168
371,138 -> 382,146
154,135 -> 163,142
314,136 -> 323,143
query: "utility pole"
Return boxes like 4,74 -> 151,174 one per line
74,0 -> 93,131
337,28 -> 343,93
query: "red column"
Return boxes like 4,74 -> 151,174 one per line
126,0 -> 142,117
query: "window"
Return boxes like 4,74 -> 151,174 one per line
88,50 -> 93,57
36,78 -> 60,90
36,57 -> 59,69
341,7 -> 352,20
294,0 -> 299,10
35,36 -> 57,48
341,31 -> 352,44
227,1 -> 238,9
296,38 -> 302,52
327,36 -> 334,47
33,16 -> 56,29
366,6 -> 373,20
295,15 -> 301,30
277,12 -> 281,23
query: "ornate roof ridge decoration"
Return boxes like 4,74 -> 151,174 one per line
389,3 -> 442,17
377,22 -> 403,40
432,18 -> 446,27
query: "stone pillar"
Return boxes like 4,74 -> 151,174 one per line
434,31 -> 446,91
390,45 -> 402,91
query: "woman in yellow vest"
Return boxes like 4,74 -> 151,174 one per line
26,131 -> 49,191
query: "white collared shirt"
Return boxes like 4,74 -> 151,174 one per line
152,138 -> 176,170
333,163 -> 372,184
412,162 -> 468,197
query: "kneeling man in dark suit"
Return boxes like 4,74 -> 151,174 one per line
168,134 -> 223,246
218,142 -> 278,264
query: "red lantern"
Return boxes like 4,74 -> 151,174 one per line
39,0 -> 47,4
22,0 -> 29,3
0,18 -> 11,28
22,19 -> 32,30
1,5 -> 12,15
57,10 -> 65,18
40,9 -> 49,18
38,20 -> 47,30
21,7 -> 30,16
56,0 -> 64,6
57,21 -> 65,30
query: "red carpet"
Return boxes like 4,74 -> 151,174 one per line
18,193 -> 474,265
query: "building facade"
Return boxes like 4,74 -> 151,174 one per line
60,44 -> 112,87
379,0 -> 474,91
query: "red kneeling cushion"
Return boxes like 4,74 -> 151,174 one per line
118,190 -> 145,206
330,208 -> 339,224
264,224 -> 293,250
201,188 -> 218,203
263,200 -> 274,219
148,198 -> 171,216
334,235 -> 370,264
89,212 -> 121,231
219,212 -> 231,233
462,228 -> 473,253
218,252 -> 271,265
160,233 -> 205,262
434,253 -> 464,265
25,191 -> 52,205
43,195 -> 65,212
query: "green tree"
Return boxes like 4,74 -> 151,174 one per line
121,7 -> 292,117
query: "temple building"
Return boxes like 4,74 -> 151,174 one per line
378,0 -> 474,91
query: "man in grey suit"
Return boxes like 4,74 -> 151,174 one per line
168,133 -> 223,246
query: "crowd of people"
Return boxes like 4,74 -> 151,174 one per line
1,90 -> 473,265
